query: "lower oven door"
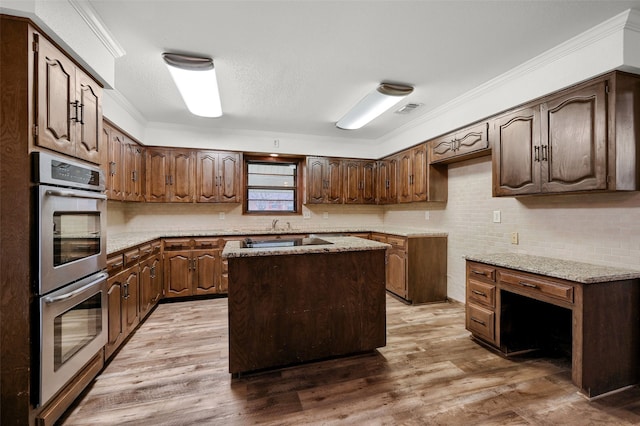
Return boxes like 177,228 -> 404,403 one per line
39,271 -> 108,406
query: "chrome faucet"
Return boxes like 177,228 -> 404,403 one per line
271,219 -> 279,230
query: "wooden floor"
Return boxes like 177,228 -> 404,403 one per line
61,295 -> 640,425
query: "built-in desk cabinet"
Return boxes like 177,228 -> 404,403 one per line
465,259 -> 640,397
370,233 -> 447,304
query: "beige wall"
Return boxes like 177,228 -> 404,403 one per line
384,157 -> 640,302
108,156 -> 640,303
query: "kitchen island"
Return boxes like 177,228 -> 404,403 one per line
222,236 -> 389,375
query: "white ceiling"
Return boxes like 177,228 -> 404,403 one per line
89,0 -> 640,142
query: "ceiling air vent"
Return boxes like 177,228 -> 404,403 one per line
395,103 -> 422,114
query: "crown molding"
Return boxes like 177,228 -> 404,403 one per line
383,8 -> 634,144
68,0 -> 125,58
104,89 -> 148,124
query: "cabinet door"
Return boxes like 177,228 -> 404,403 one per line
397,151 -> 412,203
218,152 -> 241,202
195,151 -> 218,202
411,145 -> 428,201
123,268 -> 140,335
75,69 -> 103,164
541,81 -> 607,193
35,34 -> 76,157
387,247 -> 407,298
430,122 -> 490,164
106,127 -> 125,200
306,157 -> 327,203
145,149 -> 170,202
493,107 -> 541,196
139,257 -> 153,318
376,159 -> 397,204
149,256 -> 163,305
170,150 -> 194,202
326,158 -> 343,203
164,250 -> 192,298
125,143 -> 145,202
361,161 -> 376,204
344,160 -> 361,204
193,250 -> 219,295
105,273 -> 125,359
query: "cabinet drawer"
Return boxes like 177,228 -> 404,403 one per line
467,279 -> 496,308
369,233 -> 387,243
386,235 -> 406,249
107,253 -> 124,275
499,270 -> 574,304
163,238 -> 192,250
193,238 -> 221,249
467,262 -> 496,282
123,248 -> 140,267
151,240 -> 162,254
138,243 -> 153,259
466,303 -> 495,343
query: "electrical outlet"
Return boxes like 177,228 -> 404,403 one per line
303,210 -> 311,219
218,212 -> 225,220
424,211 -> 430,220
323,212 -> 329,219
511,232 -> 519,245
493,210 -> 501,223
273,139 -> 280,148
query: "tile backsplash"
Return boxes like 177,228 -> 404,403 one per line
108,156 -> 640,303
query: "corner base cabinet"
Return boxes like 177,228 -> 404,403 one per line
465,258 -> 640,398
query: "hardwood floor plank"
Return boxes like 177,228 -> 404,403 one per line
60,296 -> 640,425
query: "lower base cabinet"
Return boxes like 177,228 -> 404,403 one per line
370,233 -> 447,303
163,238 -> 226,298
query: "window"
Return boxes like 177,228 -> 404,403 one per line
244,156 -> 302,214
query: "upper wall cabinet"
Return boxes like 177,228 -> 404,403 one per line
493,71 -> 639,196
195,151 -> 242,203
429,122 -> 490,164
396,144 -> 448,203
344,159 -> 376,204
35,33 -> 103,165
104,122 -> 145,202
306,156 -> 343,204
376,157 -> 398,204
146,148 -> 195,203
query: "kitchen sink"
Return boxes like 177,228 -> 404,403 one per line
240,236 -> 332,248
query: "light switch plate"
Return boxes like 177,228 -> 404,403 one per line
218,212 -> 225,220
303,210 -> 311,219
511,232 -> 519,244
323,212 -> 329,219
424,211 -> 430,220
493,210 -> 501,223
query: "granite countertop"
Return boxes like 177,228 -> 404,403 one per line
465,253 -> 640,284
107,226 -> 447,254
222,236 -> 389,259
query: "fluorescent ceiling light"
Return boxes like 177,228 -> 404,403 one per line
336,83 -> 413,130
163,53 -> 222,118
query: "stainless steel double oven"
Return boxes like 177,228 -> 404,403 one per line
33,152 -> 108,406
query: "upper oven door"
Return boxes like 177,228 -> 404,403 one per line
37,185 -> 107,295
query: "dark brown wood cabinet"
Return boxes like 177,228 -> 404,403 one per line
138,242 -> 162,319
493,72 -> 640,196
395,143 -> 447,203
146,148 -> 195,202
105,256 -> 139,360
344,159 -> 376,204
370,233 -> 447,304
105,122 -> 145,201
375,158 -> 398,204
195,151 -> 242,203
429,121 -> 490,164
306,156 -> 343,204
35,32 -> 103,165
163,238 -> 225,298
465,258 -> 640,397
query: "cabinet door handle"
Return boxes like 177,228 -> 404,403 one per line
541,145 -> 549,162
79,102 -> 85,125
70,100 -> 80,123
518,281 -> 538,289
109,161 -> 116,176
534,146 -> 540,162
470,317 -> 485,326
150,265 -> 156,279
123,282 -> 129,299
471,289 -> 487,297
165,175 -> 170,185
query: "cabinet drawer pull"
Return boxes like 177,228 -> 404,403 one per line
111,261 -> 123,269
518,281 -> 538,289
470,317 -> 486,326
471,270 -> 487,276
129,255 -> 140,261
471,289 -> 487,297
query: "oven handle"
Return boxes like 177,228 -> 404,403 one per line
45,189 -> 107,201
42,272 -> 108,304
